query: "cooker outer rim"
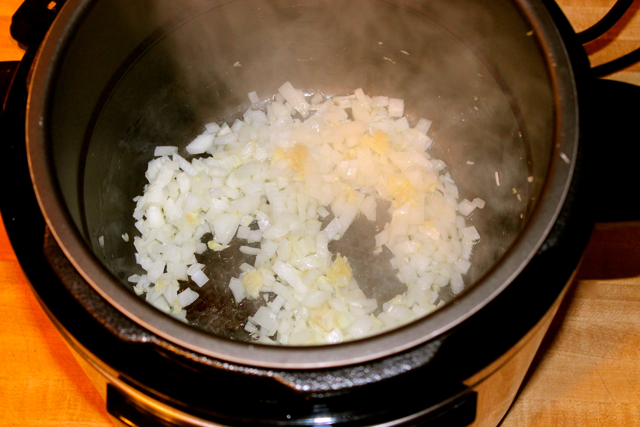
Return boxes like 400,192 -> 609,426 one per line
24,0 -> 581,369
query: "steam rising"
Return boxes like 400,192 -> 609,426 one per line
82,0 -> 556,333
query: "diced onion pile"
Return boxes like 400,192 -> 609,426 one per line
128,82 -> 483,345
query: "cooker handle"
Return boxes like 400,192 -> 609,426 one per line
10,0 -> 66,48
575,0 -> 634,45
580,78 -> 640,223
548,0 -> 640,224
575,0 -> 640,78
574,0 -> 640,223
583,0 -> 640,222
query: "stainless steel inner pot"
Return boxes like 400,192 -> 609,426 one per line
27,0 -> 577,368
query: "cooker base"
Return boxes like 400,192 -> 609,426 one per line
51,269 -> 575,427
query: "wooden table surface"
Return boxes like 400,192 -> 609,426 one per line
1,1 -> 639,426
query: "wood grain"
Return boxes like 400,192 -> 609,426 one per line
0,216 -> 112,426
1,1 -> 639,426
501,223 -> 640,426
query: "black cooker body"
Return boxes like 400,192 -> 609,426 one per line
5,0 -> 635,425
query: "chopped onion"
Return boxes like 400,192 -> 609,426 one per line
457,199 -> 477,217
240,246 -> 261,256
154,146 -> 178,157
130,83 -> 482,345
191,270 -> 209,287
178,288 -> 199,307
186,134 -> 215,154
461,226 -> 481,242
388,98 -> 404,117
472,197 -> 486,209
248,91 -> 260,104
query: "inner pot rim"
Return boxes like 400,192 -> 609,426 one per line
25,0 -> 578,369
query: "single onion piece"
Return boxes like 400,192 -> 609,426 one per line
348,315 -> 374,338
451,271 -> 464,294
151,295 -> 171,313
178,288 -> 199,307
316,230 -> 330,257
354,88 -> 371,112
472,197 -> 486,209
245,321 -> 259,334
301,290 -> 330,308
388,98 -> 405,117
248,91 -> 260,104
414,118 -> 432,134
310,92 -> 324,105
191,270 -> 209,288
229,277 -> 245,302
186,134 -> 215,155
461,226 -> 481,242
457,199 -> 477,217
372,96 -> 389,107
212,213 -> 240,245
323,217 -> 342,240
154,146 -> 178,157
252,306 -> 278,331
270,295 -> 286,313
204,122 -> 221,134
325,328 -> 344,344
278,81 -> 311,118
240,246 -> 261,256
237,225 -> 251,240
273,260 -> 309,296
